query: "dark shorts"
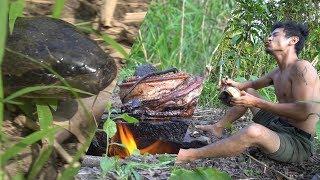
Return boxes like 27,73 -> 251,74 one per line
252,110 -> 314,163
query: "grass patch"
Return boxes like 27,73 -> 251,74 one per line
121,0 -> 234,79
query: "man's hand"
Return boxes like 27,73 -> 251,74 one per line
176,149 -> 198,163
220,77 -> 242,90
231,91 -> 261,107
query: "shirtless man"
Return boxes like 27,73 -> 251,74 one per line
177,21 -> 320,163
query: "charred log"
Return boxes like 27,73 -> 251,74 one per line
86,119 -> 209,157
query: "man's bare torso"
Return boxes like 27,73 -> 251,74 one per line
270,60 -> 320,135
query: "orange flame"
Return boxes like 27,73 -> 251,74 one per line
112,123 -> 179,158
118,123 -> 138,155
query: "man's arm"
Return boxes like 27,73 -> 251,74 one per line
249,61 -> 319,122
226,69 -> 277,90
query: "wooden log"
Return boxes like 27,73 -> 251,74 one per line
123,120 -> 189,148
123,12 -> 147,23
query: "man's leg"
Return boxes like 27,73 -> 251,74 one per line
196,88 -> 261,138
177,123 -> 281,162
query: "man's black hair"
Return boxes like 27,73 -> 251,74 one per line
271,21 -> 309,55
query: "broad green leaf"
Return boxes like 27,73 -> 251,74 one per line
36,102 -> 53,130
100,156 -> 116,173
103,119 -> 117,138
47,99 -> 58,111
119,113 -> 139,123
4,85 -> 93,101
101,34 -> 129,58
18,102 -> 36,119
9,0 -> 25,34
52,0 -> 65,19
27,146 -> 53,180
170,167 -> 231,180
0,127 -> 59,165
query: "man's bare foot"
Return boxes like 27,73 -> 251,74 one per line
195,124 -> 223,138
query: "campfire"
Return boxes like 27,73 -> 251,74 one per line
87,66 -> 206,158
108,123 -> 180,158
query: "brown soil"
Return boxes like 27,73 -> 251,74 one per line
78,107 -> 320,179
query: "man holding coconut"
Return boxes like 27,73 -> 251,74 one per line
177,21 -> 320,163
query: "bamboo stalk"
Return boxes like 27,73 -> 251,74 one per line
54,141 -> 73,163
101,0 -> 118,27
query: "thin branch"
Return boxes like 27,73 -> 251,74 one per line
54,141 -> 73,163
179,0 -> 186,64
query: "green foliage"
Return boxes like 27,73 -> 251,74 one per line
202,0 -> 320,106
52,0 -> 65,19
100,154 -> 175,179
8,0 -> 25,34
36,101 -> 53,130
103,119 -> 117,138
27,146 -> 53,180
100,156 -> 117,173
169,167 -> 231,180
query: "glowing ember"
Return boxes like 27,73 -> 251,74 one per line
110,123 -> 179,158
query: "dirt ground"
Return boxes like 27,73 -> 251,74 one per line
78,107 -> 320,179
